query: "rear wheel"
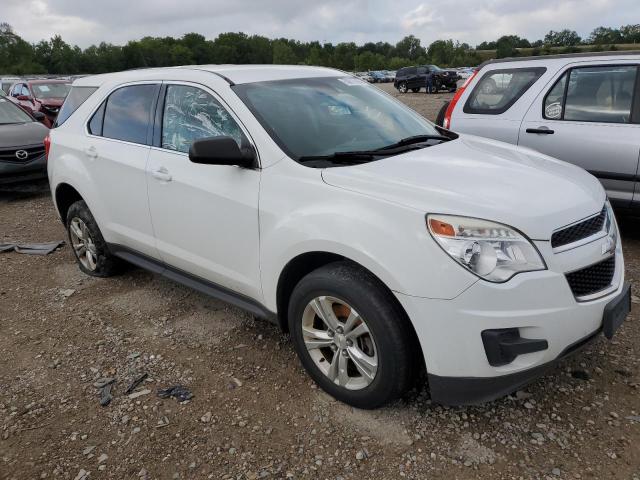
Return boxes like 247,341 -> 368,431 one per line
397,82 -> 408,93
288,261 -> 416,409
66,200 -> 122,277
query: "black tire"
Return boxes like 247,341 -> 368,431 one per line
435,101 -> 449,127
288,261 -> 417,409
66,200 -> 121,277
397,82 -> 408,93
411,87 -> 420,93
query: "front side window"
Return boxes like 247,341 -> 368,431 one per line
102,84 -> 158,144
161,85 -> 243,153
544,65 -> 637,123
233,76 -> 442,159
464,67 -> 546,114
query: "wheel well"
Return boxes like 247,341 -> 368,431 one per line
276,252 -> 344,331
54,183 -> 83,226
275,251 -> 426,377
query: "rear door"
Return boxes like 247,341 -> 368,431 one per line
84,82 -> 160,257
519,62 -> 640,207
414,67 -> 427,89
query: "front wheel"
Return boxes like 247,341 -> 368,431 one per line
397,82 -> 408,93
288,262 -> 417,409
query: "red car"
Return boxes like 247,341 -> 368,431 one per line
8,80 -> 71,127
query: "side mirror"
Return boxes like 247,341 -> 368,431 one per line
31,111 -> 46,121
189,136 -> 256,168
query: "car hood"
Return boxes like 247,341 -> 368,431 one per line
321,134 -> 606,240
0,121 -> 49,148
37,98 -> 64,107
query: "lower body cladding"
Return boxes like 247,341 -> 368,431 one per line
0,155 -> 47,185
395,244 -> 629,406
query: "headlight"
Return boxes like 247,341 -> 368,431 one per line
427,214 -> 546,282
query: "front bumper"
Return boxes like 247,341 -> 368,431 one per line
395,235 -> 626,405
0,155 -> 47,185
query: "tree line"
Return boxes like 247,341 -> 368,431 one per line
0,22 -> 638,76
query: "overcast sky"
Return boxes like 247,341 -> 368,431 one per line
4,0 -> 639,48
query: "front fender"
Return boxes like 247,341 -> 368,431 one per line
259,160 -> 477,312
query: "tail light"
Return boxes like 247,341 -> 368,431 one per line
44,134 -> 51,161
443,68 -> 480,130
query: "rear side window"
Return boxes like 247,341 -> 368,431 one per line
544,65 -> 638,124
101,84 -> 158,144
464,67 -> 546,115
55,86 -> 97,127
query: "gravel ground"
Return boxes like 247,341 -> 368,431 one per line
1,87 -> 639,480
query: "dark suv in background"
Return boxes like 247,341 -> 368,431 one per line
394,65 -> 460,93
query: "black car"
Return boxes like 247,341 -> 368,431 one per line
394,65 -> 460,93
0,97 -> 49,185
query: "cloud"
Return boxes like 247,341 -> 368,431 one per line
2,0 -> 638,48
402,4 -> 441,30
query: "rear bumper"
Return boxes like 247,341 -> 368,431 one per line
0,156 -> 47,185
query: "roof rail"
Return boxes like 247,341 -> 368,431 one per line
478,50 -> 640,69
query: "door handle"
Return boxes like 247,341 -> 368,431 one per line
152,167 -> 172,182
526,127 -> 555,135
84,146 -> 98,159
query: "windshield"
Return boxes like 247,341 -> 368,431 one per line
233,76 -> 441,160
0,98 -> 33,124
32,83 -> 71,99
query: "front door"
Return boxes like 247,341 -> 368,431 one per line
146,83 -> 262,300
519,63 -> 640,207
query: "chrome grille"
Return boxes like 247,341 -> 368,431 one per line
0,144 -> 46,163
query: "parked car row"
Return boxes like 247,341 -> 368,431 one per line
43,57 -> 631,409
0,76 -> 71,186
355,71 -> 395,83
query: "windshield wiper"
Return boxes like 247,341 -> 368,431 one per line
297,134 -> 453,164
298,151 -> 377,164
375,134 -> 451,151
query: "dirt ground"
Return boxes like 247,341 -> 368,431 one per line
1,86 -> 639,480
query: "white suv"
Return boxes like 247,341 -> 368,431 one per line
47,65 -> 630,408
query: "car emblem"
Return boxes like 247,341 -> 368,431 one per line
15,149 -> 28,160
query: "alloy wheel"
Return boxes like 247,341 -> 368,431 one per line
69,217 -> 98,271
301,296 -> 378,390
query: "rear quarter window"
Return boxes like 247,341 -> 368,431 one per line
55,86 -> 98,127
464,67 -> 546,115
